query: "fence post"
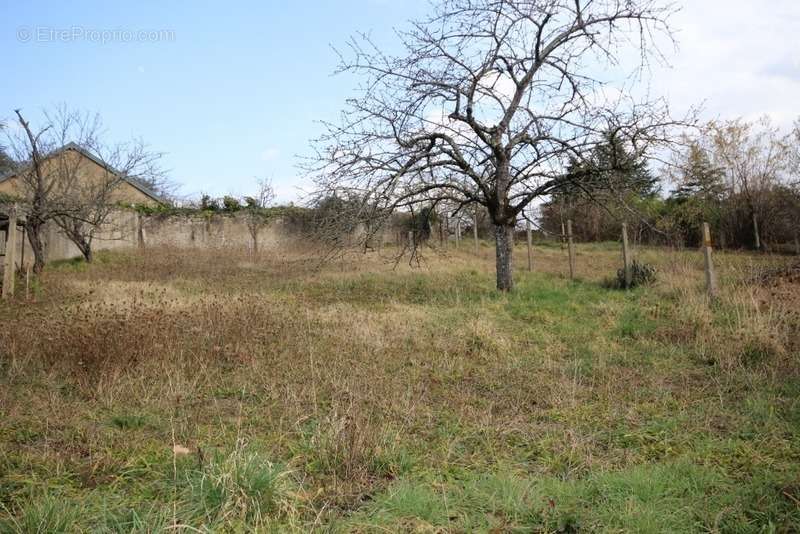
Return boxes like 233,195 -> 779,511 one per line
560,220 -> 566,250
473,205 -> 479,254
2,205 -> 18,300
408,230 -> 414,249
526,220 -> 533,272
25,266 -> 31,301
442,215 -> 448,250
702,222 -> 718,300
19,226 -> 25,268
567,219 -> 575,280
752,214 -> 761,251
621,222 -> 632,289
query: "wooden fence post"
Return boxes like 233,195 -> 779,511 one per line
442,215 -> 448,250
455,220 -> 461,248
25,266 -> 31,301
526,220 -> 533,272
567,219 -> 575,280
19,226 -> 25,268
702,222 -> 718,300
752,214 -> 761,251
408,230 -> 414,249
473,205 -> 479,254
621,222 -> 632,289
3,205 -> 18,300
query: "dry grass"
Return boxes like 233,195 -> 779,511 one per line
0,241 -> 798,532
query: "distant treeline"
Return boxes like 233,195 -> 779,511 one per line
539,118 -> 800,251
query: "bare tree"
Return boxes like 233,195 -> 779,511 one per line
792,118 -> 800,183
243,177 -> 276,254
6,107 -> 164,269
310,0 -> 689,291
708,118 -> 792,251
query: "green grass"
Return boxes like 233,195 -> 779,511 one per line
48,256 -> 88,271
0,247 -> 798,532
344,460 -> 799,532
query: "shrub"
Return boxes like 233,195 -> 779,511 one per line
222,196 -> 242,212
615,260 -> 657,289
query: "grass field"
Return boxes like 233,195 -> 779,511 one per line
1,241 -> 799,532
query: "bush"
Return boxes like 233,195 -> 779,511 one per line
222,195 -> 242,212
615,260 -> 657,289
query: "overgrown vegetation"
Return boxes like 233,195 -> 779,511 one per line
612,260 -> 658,289
1,244 -> 798,531
130,200 -> 307,220
540,118 -> 800,252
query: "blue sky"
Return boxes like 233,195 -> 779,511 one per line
1,0 -> 429,202
2,1 -> 799,203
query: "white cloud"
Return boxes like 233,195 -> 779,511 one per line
656,0 -> 800,127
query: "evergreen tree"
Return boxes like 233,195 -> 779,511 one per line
558,131 -> 658,202
667,143 -> 727,246
674,143 -> 725,201
539,132 -> 659,241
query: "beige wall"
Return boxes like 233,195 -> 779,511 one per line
140,214 -> 294,251
2,211 -> 298,271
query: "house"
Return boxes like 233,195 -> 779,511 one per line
0,143 -> 164,266
0,142 -> 163,206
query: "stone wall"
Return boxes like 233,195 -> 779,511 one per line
2,211 -> 300,270
140,213 -> 296,252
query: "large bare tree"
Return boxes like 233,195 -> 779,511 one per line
6,107 -> 164,270
311,0 -> 689,290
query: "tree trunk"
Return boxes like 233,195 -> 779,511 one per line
494,223 -> 514,292
25,220 -> 47,274
73,235 -> 93,263
752,212 -> 761,251
250,227 -> 259,255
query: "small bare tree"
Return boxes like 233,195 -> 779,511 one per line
310,0 -> 689,291
6,106 -> 164,270
243,177 -> 276,254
